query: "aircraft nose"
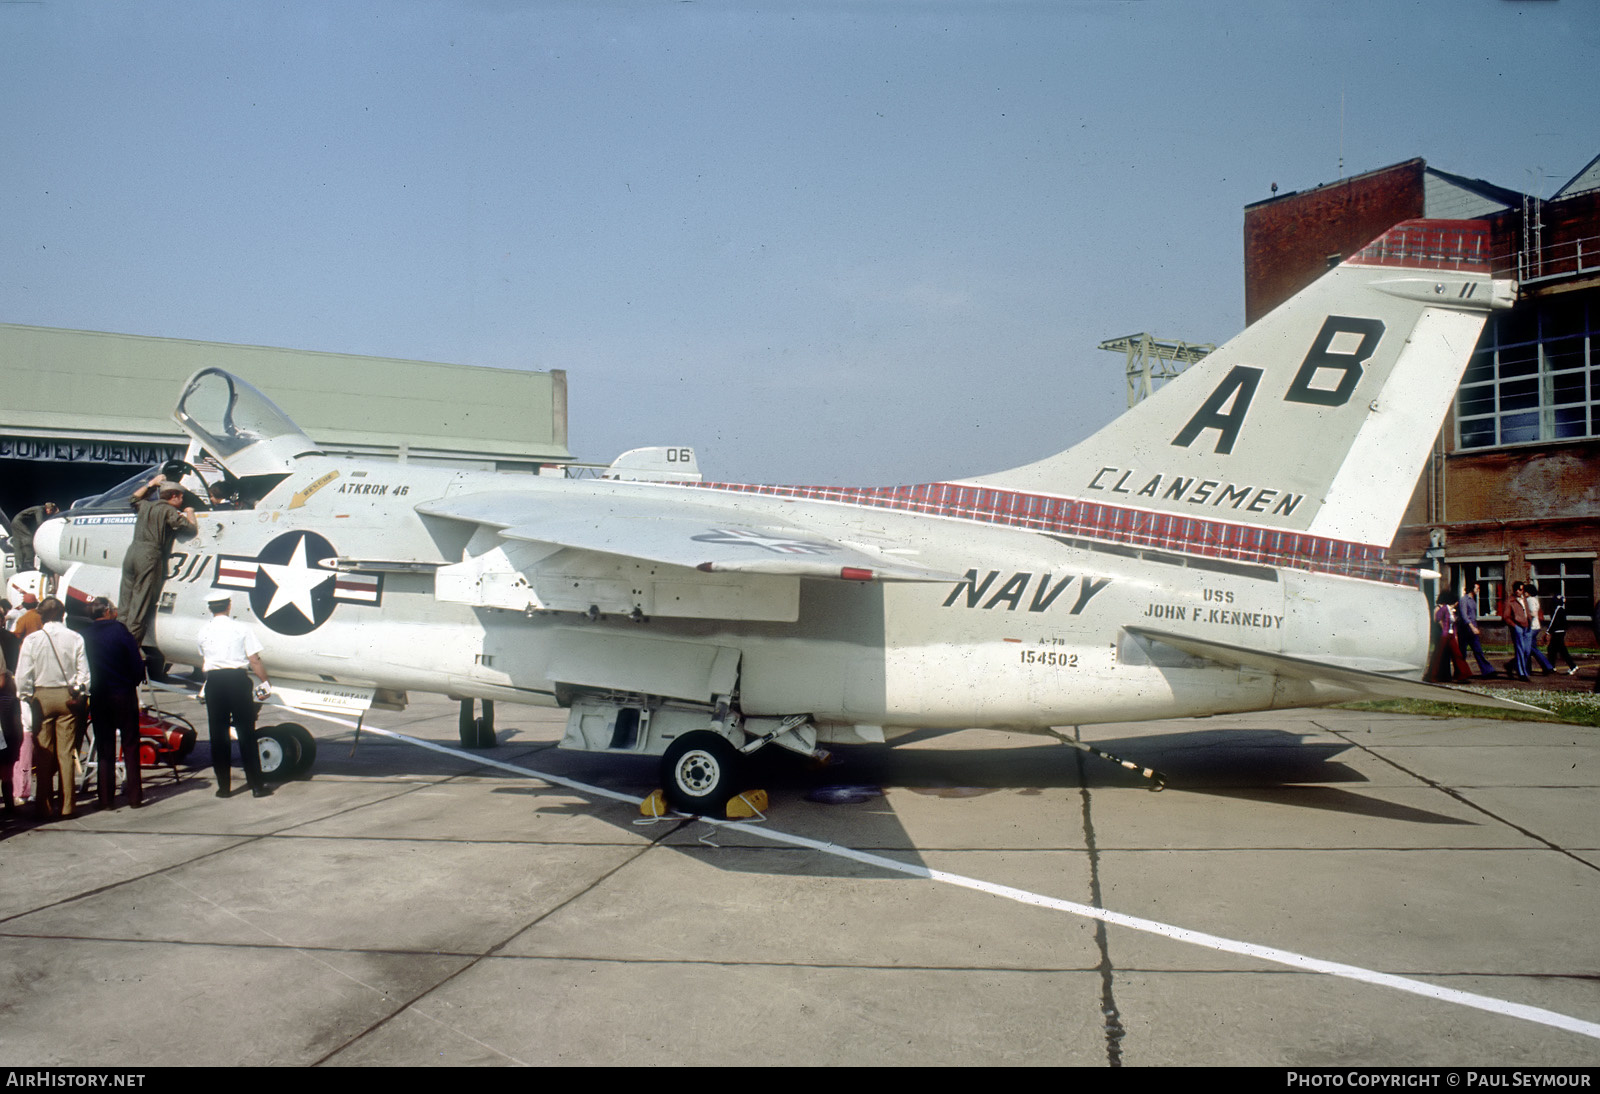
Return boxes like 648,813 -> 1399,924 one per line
33,515 -> 66,573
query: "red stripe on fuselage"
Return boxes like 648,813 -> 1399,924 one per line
682,480 -> 1414,587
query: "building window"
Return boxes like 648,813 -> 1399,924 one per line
1457,295 -> 1597,449
1453,561 -> 1506,621
1528,558 -> 1594,621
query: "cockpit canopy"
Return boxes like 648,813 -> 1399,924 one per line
173,368 -> 322,477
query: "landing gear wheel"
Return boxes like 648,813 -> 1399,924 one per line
661,731 -> 740,818
256,726 -> 302,783
474,701 -> 496,748
278,722 -> 317,776
457,700 -> 496,749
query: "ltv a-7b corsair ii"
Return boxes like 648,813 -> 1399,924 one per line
39,220 -> 1519,813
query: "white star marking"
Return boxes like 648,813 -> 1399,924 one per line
257,534 -> 334,622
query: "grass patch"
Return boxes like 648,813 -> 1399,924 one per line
1338,690 -> 1600,728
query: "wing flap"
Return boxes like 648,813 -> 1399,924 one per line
418,490 -> 960,583
1126,625 -> 1543,713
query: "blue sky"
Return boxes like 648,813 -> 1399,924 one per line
4,0 -> 1595,483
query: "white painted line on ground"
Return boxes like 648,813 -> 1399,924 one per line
266,701 -> 1600,1043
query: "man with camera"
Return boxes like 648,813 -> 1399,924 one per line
15,596 -> 89,818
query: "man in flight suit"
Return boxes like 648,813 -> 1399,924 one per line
118,475 -> 196,649
10,502 -> 58,572
10,502 -> 57,573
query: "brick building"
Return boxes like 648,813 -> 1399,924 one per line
1243,155 -> 1600,647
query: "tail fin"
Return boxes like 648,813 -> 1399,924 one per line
601,446 -> 703,483
964,220 -> 1515,548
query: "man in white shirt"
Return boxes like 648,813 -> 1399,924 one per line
1522,583 -> 1557,676
197,595 -> 272,798
16,597 -> 90,817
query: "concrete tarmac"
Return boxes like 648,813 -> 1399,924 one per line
2,694 -> 1596,1067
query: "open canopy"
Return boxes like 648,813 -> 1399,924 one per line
173,368 -> 321,477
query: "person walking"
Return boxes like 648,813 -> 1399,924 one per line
1524,583 -> 1557,676
1428,590 -> 1473,682
1501,582 -> 1532,680
197,595 -> 272,799
1543,591 -> 1578,675
83,597 -> 147,809
15,597 -> 89,817
1456,582 -> 1499,678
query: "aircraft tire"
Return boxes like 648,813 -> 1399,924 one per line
279,722 -> 317,776
661,731 -> 739,818
457,700 -> 479,748
256,726 -> 302,783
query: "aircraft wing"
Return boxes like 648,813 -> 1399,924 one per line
1126,625 -> 1544,713
416,490 -> 961,582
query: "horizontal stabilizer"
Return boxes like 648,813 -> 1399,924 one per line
1126,625 -> 1544,714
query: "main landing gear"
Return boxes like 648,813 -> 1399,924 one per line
560,695 -> 816,819
254,723 -> 317,782
458,699 -> 496,749
661,731 -> 741,816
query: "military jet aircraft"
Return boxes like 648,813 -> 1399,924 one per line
36,219 -> 1519,814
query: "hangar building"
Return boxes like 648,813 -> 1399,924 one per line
0,323 -> 571,522
1243,155 -> 1600,646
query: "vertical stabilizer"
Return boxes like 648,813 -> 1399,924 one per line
962,221 -> 1515,549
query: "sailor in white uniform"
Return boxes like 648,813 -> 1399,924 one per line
197,595 -> 272,798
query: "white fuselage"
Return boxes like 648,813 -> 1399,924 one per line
40,453 -> 1426,743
